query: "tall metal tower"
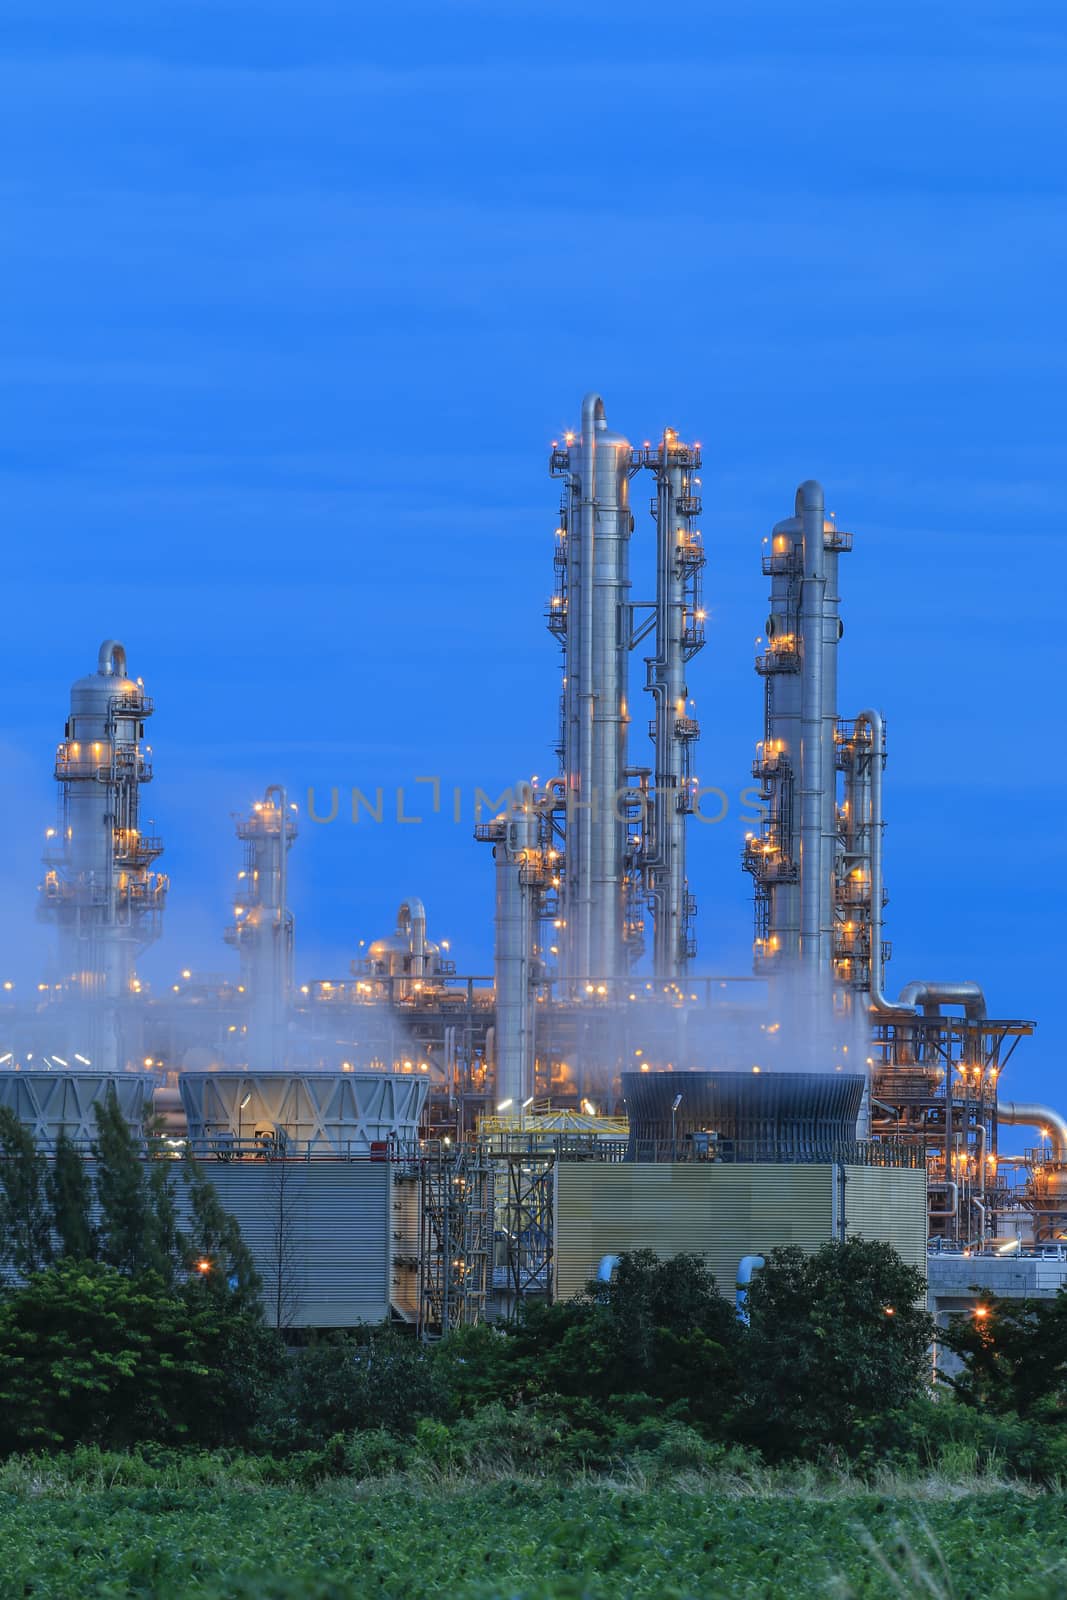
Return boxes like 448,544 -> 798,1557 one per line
640,427 -> 705,977
224,786 -> 297,1069
39,640 -> 166,1068
549,394 -> 636,990
743,481 -> 852,976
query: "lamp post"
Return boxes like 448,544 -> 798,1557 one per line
671,1093 -> 683,1161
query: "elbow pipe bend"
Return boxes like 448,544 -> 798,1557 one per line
97,639 -> 127,678
998,1102 -> 1067,1164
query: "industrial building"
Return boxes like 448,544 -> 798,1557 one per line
2,391 -> 1063,1331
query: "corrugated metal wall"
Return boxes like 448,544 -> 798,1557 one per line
49,1160 -> 395,1329
192,1161 -> 393,1328
554,1163 -> 833,1301
843,1165 -> 928,1276
554,1162 -> 928,1301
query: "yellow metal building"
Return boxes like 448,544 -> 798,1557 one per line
554,1161 -> 927,1301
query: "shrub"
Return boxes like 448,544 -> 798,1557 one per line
742,1238 -> 933,1461
860,1395 -> 1067,1484
258,1329 -> 451,1452
0,1260 -> 286,1454
943,1287 -> 1067,1421
342,1427 -> 408,1478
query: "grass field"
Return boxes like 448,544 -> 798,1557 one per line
3,1461 -> 1067,1600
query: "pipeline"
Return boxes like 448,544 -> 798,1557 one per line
397,898 -> 427,979
998,1102 -> 1067,1162
735,1254 -> 765,1323
896,981 -> 987,1024
798,481 -> 828,974
97,639 -> 127,677
927,1181 -> 959,1219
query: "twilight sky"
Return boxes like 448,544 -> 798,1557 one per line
1,1 -> 1064,1102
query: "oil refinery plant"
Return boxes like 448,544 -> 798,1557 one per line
2,392 -> 1062,1337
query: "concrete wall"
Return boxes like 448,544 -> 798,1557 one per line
554,1161 -> 928,1302
929,1251 -> 1067,1319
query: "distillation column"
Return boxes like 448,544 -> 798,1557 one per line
548,394 -> 634,990
224,786 -> 297,1069
39,640 -> 167,1068
744,483 -> 850,978
480,783 -> 547,1104
642,428 -> 705,977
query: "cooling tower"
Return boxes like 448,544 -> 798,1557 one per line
622,1069 -> 865,1161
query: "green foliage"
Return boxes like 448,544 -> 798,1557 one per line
943,1287 -> 1067,1422
47,1133 -> 96,1260
257,1329 -> 452,1452
742,1238 -> 934,1460
855,1395 -> 1067,1485
478,1248 -> 742,1439
182,1157 -> 262,1313
0,1103 -> 54,1276
339,1427 -> 408,1478
0,1260 -> 286,1454
0,1259 -> 211,1451
0,1468 -> 1066,1599
92,1088 -> 174,1279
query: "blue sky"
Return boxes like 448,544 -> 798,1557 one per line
1,1 -> 1064,1102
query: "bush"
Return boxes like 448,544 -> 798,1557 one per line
943,1287 -> 1067,1421
257,1330 -> 451,1452
0,1260 -> 285,1454
341,1428 -> 408,1478
741,1238 -> 933,1461
857,1395 -> 1067,1485
449,1250 -> 743,1440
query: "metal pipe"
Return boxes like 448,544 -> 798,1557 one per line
736,1254 -> 765,1323
998,1101 -> 1067,1163
397,898 -> 427,979
97,640 -> 127,677
645,428 -> 702,978
895,980 -> 986,1023
972,1198 -> 988,1244
491,783 -> 540,1106
596,1254 -> 621,1284
575,394 -> 599,987
927,1181 -> 959,1218
798,480 -> 828,972
853,710 -> 896,1014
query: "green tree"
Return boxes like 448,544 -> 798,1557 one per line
743,1238 -> 933,1460
92,1088 -> 174,1280
0,1260 -> 208,1450
46,1132 -> 96,1259
183,1157 -> 261,1313
261,1330 -> 450,1451
0,1105 -> 53,1277
943,1287 -> 1067,1421
0,1258 -> 286,1453
451,1250 -> 742,1437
